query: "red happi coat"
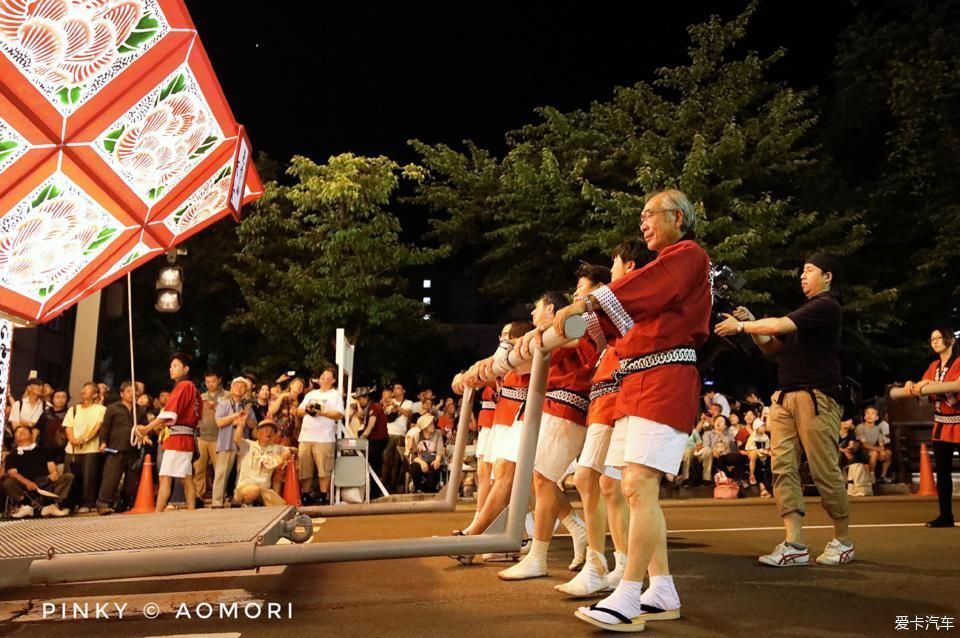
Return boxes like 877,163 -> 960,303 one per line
542,337 -> 599,426
593,240 -> 712,434
587,345 -> 620,428
922,357 -> 960,445
160,378 -> 201,452
478,384 -> 498,430
493,371 -> 530,427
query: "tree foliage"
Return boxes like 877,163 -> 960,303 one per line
228,154 -> 443,379
411,1 -> 892,326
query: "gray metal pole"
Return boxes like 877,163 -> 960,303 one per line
299,385 -> 476,517
889,381 -> 960,400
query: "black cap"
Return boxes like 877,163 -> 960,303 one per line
805,252 -> 843,299
25,376 -> 44,387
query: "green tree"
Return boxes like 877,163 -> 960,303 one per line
817,0 -> 960,384
228,153 -> 444,381
411,1 -> 896,385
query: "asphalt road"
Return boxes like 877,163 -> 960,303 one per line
0,497 -> 956,638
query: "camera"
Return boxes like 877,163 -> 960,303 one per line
304,402 -> 323,417
711,265 -> 746,318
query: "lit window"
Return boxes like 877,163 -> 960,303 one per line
423,297 -> 431,305
423,279 -> 431,289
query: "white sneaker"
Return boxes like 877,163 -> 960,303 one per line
758,541 -> 810,567
816,539 -> 854,565
41,504 -> 69,517
74,506 -> 91,514
11,504 -> 34,519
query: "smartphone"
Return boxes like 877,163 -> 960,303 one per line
103,448 -> 118,454
287,370 -> 296,377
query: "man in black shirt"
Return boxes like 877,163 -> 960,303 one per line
96,381 -> 148,514
2,426 -> 73,517
716,253 -> 853,567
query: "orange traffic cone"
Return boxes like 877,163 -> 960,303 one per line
127,454 -> 156,514
282,457 -> 301,506
917,443 -> 937,497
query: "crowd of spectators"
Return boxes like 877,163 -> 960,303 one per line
678,386 -> 894,497
3,365 -> 897,518
1,369 -> 469,518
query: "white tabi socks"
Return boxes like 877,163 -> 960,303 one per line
562,512 -> 588,570
498,539 -> 549,580
554,548 -> 610,597
605,550 -> 627,589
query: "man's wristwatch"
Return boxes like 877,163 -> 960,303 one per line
737,321 -> 745,334
578,294 -> 594,314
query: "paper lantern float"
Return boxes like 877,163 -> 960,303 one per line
0,0 -> 263,325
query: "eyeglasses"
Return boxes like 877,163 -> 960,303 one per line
639,208 -> 678,225
930,337 -> 945,343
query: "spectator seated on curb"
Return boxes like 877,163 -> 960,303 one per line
680,417 -> 711,485
233,419 -> 291,507
2,426 -> 72,517
856,406 -> 892,483
745,423 -> 773,497
410,414 -> 445,493
703,415 -> 743,481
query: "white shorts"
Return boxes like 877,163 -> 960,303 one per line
604,416 -> 688,475
578,423 -> 613,474
476,427 -> 493,462
159,449 -> 194,478
491,421 -> 524,465
533,414 -> 587,484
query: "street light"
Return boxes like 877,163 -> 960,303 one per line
155,250 -> 183,313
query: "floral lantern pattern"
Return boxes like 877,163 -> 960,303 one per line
0,0 -> 262,324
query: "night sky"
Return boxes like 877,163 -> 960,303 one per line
186,1 -> 858,166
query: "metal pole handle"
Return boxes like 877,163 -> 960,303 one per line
889,381 -> 960,400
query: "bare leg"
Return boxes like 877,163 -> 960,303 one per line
600,474 -> 628,553
575,466 -> 606,552
476,460 -> 492,513
155,476 -> 172,512
532,471 -> 565,542
784,512 -> 804,545
183,477 -> 197,510
467,460 -> 514,534
622,463 -> 667,582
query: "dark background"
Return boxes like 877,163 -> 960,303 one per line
188,1 -> 856,168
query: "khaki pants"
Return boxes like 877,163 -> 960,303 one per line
212,450 -> 237,506
769,390 -> 848,520
235,484 -> 286,507
193,438 -> 218,497
299,441 -> 335,489
681,447 -> 712,481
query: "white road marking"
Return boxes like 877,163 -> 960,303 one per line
667,523 -> 930,533
143,635 -> 241,638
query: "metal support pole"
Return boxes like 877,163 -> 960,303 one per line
300,385 -> 476,517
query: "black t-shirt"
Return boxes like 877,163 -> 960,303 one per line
777,293 -> 842,390
838,428 -> 857,449
6,447 -> 51,481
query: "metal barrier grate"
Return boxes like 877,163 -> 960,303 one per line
0,507 -> 291,558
